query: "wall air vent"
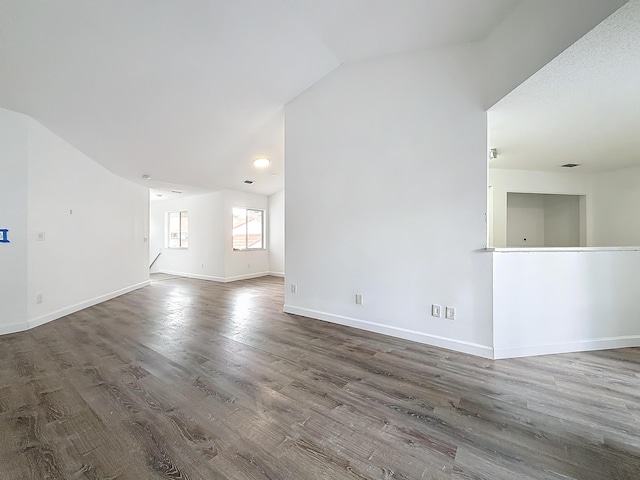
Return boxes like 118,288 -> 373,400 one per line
243,180 -> 254,184
561,163 -> 580,168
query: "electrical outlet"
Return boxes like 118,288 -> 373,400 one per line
355,294 -> 363,305
291,284 -> 297,293
37,232 -> 46,241
36,293 -> 43,304
431,304 -> 441,318
247,262 -> 251,269
445,306 -> 456,320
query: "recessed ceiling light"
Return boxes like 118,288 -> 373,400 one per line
243,180 -> 254,185
561,163 -> 580,168
142,174 -> 151,180
253,158 -> 270,168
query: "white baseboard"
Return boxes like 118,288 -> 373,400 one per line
225,272 -> 271,282
26,280 -> 150,331
161,270 -> 226,282
494,335 -> 640,359
0,321 -> 29,336
268,272 -> 285,278
283,305 -> 494,359
159,270 -> 270,283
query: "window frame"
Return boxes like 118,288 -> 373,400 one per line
167,210 -> 189,249
232,207 -> 265,251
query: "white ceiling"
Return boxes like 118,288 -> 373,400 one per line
489,0 -> 640,174
0,1 -> 629,195
0,0 -> 519,196
281,0 -> 519,64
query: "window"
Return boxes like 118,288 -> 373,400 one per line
232,207 -> 264,250
168,211 -> 188,248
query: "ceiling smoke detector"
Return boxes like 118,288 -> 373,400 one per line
561,163 -> 580,168
142,174 -> 151,180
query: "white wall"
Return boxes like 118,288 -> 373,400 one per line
284,46 -> 494,358
223,190 -> 269,279
0,108 -> 149,335
543,194 -> 581,247
0,108 -> 29,334
490,169 -> 593,247
26,118 -> 150,328
268,189 -> 285,275
494,250 -> 640,358
150,189 -> 270,282
150,192 -> 225,279
506,193 -> 545,247
592,165 -> 640,246
490,167 -> 640,247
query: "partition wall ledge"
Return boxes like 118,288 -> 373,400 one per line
487,246 -> 640,253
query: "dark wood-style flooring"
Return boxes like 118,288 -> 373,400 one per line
1,274 -> 639,479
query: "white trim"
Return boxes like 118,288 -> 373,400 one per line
268,271 -> 285,277
0,321 -> 29,336
283,305 -> 494,359
158,269 -> 270,283
490,246 -> 640,253
494,335 -> 640,359
27,280 -> 151,331
159,270 -> 226,282
225,272 -> 271,282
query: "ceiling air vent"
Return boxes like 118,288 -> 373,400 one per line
243,180 -> 254,185
561,163 -> 580,168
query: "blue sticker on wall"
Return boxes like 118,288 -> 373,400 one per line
0,229 -> 9,243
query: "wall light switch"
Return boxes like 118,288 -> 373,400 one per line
355,294 -> 363,305
291,284 -> 297,293
431,304 -> 441,318
37,232 -> 46,241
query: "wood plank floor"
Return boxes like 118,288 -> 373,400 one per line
1,275 -> 639,479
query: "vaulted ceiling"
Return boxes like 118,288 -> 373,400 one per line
489,0 -> 640,174
0,1 -> 629,196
